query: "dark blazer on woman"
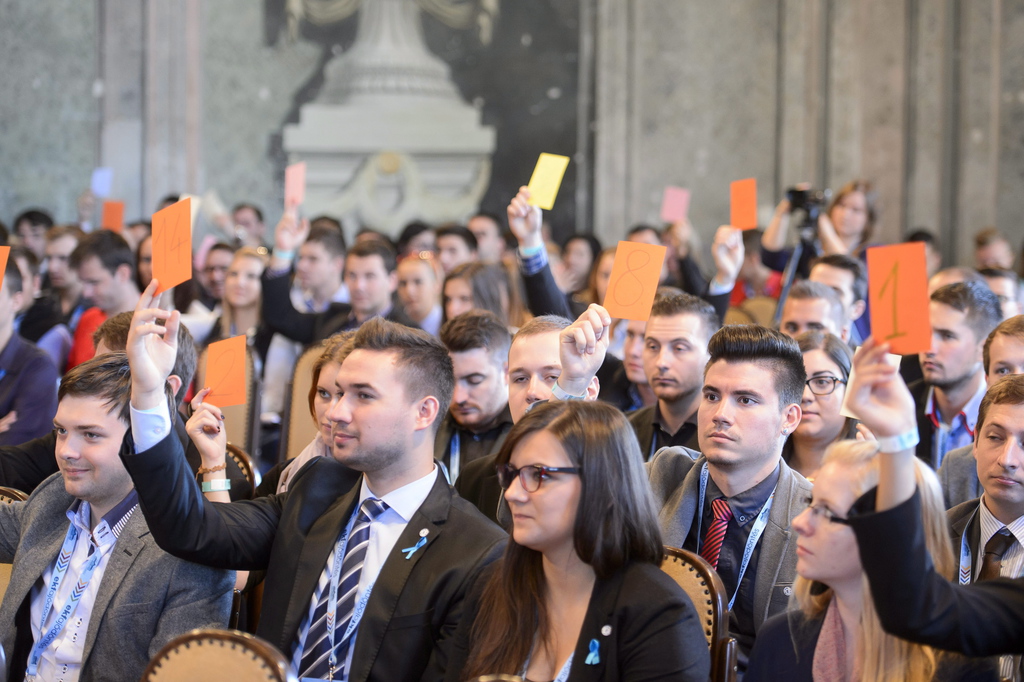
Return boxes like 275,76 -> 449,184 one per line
445,560 -> 710,682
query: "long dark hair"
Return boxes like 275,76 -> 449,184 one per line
461,401 -> 662,679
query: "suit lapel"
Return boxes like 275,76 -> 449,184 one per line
6,516 -> 70,618
80,512 -> 146,666
751,462 -> 797,626
659,457 -> 704,548
349,470 -> 449,682
566,572 -> 620,682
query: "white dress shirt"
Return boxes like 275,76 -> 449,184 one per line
976,497 -> 1024,680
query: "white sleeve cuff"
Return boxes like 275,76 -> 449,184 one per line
130,403 -> 173,453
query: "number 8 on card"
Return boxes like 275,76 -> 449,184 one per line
866,242 -> 930,355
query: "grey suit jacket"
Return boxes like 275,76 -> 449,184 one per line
647,448 -> 812,632
939,444 -> 982,510
0,474 -> 233,682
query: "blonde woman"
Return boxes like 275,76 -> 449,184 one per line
746,439 -> 997,681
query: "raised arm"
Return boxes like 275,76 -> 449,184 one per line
508,187 -> 574,319
261,210 -> 321,345
555,303 -> 611,400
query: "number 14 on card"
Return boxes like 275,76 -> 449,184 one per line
866,242 -> 931,355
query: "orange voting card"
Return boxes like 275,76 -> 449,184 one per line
204,335 -> 247,407
660,186 -> 690,223
601,241 -> 667,321
526,153 -> 570,211
152,198 -> 192,295
285,161 -> 306,209
867,242 -> 931,355
101,201 -> 125,233
730,178 -> 758,230
0,247 -> 10,292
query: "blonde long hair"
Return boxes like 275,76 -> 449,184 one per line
218,246 -> 268,339
793,440 -> 955,682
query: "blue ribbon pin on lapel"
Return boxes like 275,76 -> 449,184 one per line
402,529 -> 429,559
585,638 -> 600,665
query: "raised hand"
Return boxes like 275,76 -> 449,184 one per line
845,337 -> 917,439
507,186 -> 544,250
711,225 -> 744,289
187,388 -> 227,468
127,279 -> 180,410
273,208 -> 310,254
558,303 -> 611,397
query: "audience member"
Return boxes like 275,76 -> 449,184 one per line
647,324 -> 812,671
447,401 -> 710,682
730,228 -> 782,307
196,241 -> 234,312
0,257 -> 58,446
354,227 -> 394,248
467,213 -> 506,264
10,245 -> 69,368
940,315 -> 1024,507
396,253 -> 443,336
620,318 -> 656,410
809,253 -> 869,342
911,282 -> 1001,468
844,336 -> 1024,659
929,266 -> 986,296
747,440 -> 995,681
124,298 -> 506,681
43,224 -> 88,330
559,233 -> 602,296
436,225 -> 479,275
436,311 -> 513,482
779,280 -> 850,342
907,228 -> 943,277
134,234 -> 153,290
443,262 -> 517,325
784,332 -> 858,480
292,224 -> 349,312
124,219 -> 152,253
13,209 -> 54,262
979,267 -> 1020,319
396,220 -> 437,258
628,292 -> 718,458
974,227 -> 1015,271
233,202 -> 266,248
66,230 -> 140,369
0,353 -> 232,681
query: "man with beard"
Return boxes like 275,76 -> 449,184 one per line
912,281 -> 1002,468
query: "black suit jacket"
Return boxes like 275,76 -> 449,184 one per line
122,430 -> 507,681
445,561 -> 710,682
849,489 -> 1024,655
454,453 -> 503,525
262,269 -> 419,345
909,379 -> 937,467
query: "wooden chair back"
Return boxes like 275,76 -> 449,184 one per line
226,444 -> 257,499
661,546 -> 738,682
196,345 -> 262,457
278,344 -> 322,464
142,628 -> 295,682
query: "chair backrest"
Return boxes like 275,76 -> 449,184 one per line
661,546 -> 736,682
0,488 -> 28,504
142,628 -> 295,682
196,345 -> 262,457
279,344 -> 323,464
226,444 -> 258,499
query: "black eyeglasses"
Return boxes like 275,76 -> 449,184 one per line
805,376 -> 846,396
496,463 -> 581,493
800,496 -> 851,525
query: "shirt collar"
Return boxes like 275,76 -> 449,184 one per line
66,489 -> 140,545
706,462 -> 781,526
979,494 -> 1024,549
651,404 -> 697,436
360,466 -> 437,523
925,380 -> 987,435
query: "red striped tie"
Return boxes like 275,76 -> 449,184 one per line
700,498 -> 733,570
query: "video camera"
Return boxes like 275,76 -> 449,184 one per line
785,187 -> 832,237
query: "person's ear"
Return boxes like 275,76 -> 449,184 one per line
781,402 -> 801,436
414,395 -> 441,431
116,263 -> 133,283
387,270 -> 398,293
584,376 -> 600,401
167,375 -> 183,401
850,299 -> 866,322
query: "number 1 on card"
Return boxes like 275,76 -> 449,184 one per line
866,242 -> 930,354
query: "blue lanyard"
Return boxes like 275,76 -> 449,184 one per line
449,432 -> 461,483
695,463 -> 776,611
27,522 -> 108,676
958,508 -> 980,585
324,519 -> 377,680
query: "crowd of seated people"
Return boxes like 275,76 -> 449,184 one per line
0,179 -> 1022,682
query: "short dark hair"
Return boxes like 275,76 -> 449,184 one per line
979,267 -> 1019,285
561,234 -> 603,264
59,353 -> 134,425
14,209 -> 54,232
626,224 -> 660,241
811,253 -> 868,303
786,280 -> 846,329
974,227 -> 1009,249
513,314 -> 572,342
69,229 -> 134,275
977,374 -> 1024,437
92,311 -> 197,404
396,221 -> 434,256
933,267 -> 986,287
983,315 -> 1024,374
436,225 -> 478,252
706,325 -> 806,407
3,256 -> 23,295
741,228 -> 764,254
649,291 -> 720,342
348,239 -> 397,273
350,318 -> 454,432
930,282 -> 1002,343
207,242 -> 236,259
907,228 -> 938,248
440,310 -> 512,359
232,203 -> 264,223
305,224 -> 347,260
45,224 -> 85,244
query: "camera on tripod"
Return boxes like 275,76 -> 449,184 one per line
785,187 -> 832,238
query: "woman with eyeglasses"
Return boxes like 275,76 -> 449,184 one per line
785,332 -> 859,480
746,439 -> 996,681
446,400 -> 709,682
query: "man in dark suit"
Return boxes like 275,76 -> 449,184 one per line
124,282 -> 505,681
435,311 -> 513,483
647,325 -> 812,673
846,336 -> 1024,657
263,211 -> 418,345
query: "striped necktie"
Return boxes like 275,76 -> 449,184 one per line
700,497 -> 733,570
979,529 -> 1015,582
299,497 -> 388,679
